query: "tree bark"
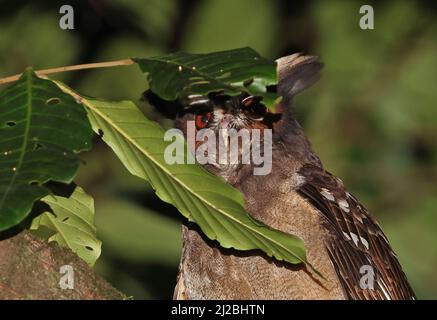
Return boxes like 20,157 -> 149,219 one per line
0,230 -> 126,300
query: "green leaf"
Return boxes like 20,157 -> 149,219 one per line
31,186 -> 101,266
134,47 -> 280,110
0,69 -> 93,231
56,82 -> 307,267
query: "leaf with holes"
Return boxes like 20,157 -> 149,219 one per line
31,186 -> 101,266
0,69 -> 92,231
56,82 -> 308,268
134,47 -> 281,111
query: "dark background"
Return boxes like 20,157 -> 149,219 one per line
0,0 -> 436,299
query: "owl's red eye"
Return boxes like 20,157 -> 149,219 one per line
195,112 -> 212,129
241,95 -> 266,120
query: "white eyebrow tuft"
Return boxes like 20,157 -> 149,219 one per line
188,99 -> 210,106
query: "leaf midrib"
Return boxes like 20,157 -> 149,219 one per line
44,199 -> 96,236
44,211 -> 73,249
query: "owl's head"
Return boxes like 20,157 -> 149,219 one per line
144,53 -> 323,177
145,53 -> 322,133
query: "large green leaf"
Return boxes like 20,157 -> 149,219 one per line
31,186 -> 101,266
56,82 -> 308,267
0,70 -> 92,231
134,47 -> 281,109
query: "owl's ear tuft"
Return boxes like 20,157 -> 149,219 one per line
276,54 -> 323,101
142,90 -> 182,119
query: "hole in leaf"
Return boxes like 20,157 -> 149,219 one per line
98,129 -> 104,137
62,217 -> 69,222
6,121 -> 16,127
85,246 -> 94,251
243,78 -> 254,87
46,97 -> 61,105
33,143 -> 45,151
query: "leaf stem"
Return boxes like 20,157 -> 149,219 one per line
0,59 -> 134,85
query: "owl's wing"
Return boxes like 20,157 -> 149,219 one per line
296,163 -> 416,300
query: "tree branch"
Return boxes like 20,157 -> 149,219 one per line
0,59 -> 134,85
0,230 -> 126,300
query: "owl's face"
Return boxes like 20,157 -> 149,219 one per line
173,93 -> 280,177
177,92 -> 279,133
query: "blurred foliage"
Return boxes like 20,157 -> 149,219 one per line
0,0 -> 436,299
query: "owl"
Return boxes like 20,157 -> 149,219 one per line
146,54 -> 416,300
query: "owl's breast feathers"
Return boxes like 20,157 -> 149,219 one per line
296,163 -> 416,300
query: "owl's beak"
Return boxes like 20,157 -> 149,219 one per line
219,114 -> 232,129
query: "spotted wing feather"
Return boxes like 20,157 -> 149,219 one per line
297,163 -> 415,300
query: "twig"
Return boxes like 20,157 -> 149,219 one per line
0,59 -> 134,86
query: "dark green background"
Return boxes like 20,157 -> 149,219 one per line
0,0 -> 436,299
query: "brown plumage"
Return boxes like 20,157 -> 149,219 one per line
297,163 -> 415,299
148,53 -> 415,300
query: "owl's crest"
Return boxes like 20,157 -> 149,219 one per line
276,53 -> 323,103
